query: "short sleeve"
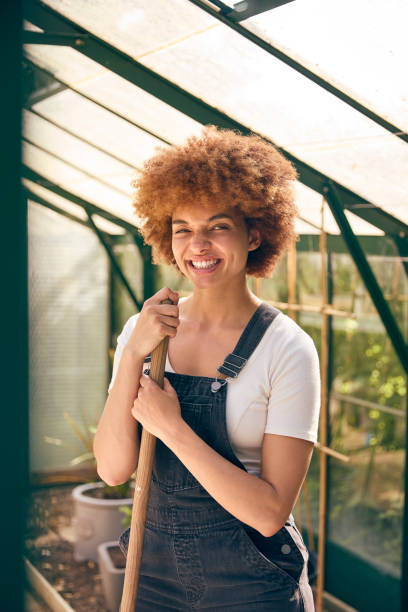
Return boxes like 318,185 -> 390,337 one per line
265,332 -> 320,443
107,314 -> 139,393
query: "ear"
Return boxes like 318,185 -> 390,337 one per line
248,227 -> 261,252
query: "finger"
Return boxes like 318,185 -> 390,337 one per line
139,373 -> 151,387
157,322 -> 179,338
152,286 -> 179,305
159,314 -> 180,328
156,304 -> 179,318
163,377 -> 177,396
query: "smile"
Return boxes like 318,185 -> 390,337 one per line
188,259 -> 221,273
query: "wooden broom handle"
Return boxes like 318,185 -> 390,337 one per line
120,298 -> 173,612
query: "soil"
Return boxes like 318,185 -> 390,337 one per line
107,545 -> 126,570
83,482 -> 133,500
24,483 -> 118,612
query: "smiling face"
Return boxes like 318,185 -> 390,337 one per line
171,203 -> 261,288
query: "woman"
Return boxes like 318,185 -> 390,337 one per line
94,126 -> 320,611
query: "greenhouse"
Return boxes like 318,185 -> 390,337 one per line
4,1 -> 408,611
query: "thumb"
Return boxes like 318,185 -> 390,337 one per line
163,377 -> 176,395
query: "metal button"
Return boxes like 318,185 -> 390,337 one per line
281,544 -> 291,555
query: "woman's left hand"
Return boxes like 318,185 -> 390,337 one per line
131,375 -> 182,442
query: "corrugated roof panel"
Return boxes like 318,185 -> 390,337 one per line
23,140 -> 136,224
23,108 -> 136,194
24,41 -> 204,145
136,21 -> 408,224
32,89 -> 164,168
243,0 -> 408,133
41,0 -> 216,59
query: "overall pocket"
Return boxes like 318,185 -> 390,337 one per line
239,523 -> 306,586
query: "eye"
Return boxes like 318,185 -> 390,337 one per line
173,228 -> 190,234
211,224 -> 229,230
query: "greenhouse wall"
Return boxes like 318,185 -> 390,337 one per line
28,201 -> 110,473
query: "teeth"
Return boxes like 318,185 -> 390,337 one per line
191,259 -> 218,269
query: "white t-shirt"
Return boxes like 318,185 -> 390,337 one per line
108,304 -> 320,476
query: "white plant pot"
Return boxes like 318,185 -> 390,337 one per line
98,540 -> 126,612
72,481 -> 133,562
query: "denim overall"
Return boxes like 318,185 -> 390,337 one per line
119,303 -> 314,611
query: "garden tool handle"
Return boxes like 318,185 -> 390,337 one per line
120,298 -> 173,612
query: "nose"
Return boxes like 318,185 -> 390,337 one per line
189,231 -> 211,252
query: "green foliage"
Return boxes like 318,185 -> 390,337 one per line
44,406 -> 134,499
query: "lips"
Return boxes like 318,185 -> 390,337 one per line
187,258 -> 221,273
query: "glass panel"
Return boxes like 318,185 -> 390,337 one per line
23,42 -> 204,145
32,88 -> 163,168
112,240 -> 144,337
41,0 -> 216,58
24,177 -> 88,221
23,140 -> 136,224
28,201 -> 109,473
24,41 -> 395,233
326,251 -> 406,576
23,109 -> 135,194
25,8 -> 408,226
24,179 -> 126,235
244,0 -> 408,133
136,21 -> 408,224
294,183 -> 384,236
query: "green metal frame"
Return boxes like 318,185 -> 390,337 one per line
326,180 -> 408,611
23,167 -> 148,311
25,186 -> 143,313
24,1 -> 408,239
325,181 -> 408,377
403,389 -> 408,612
3,1 -> 27,609
25,186 -> 102,230
86,212 -> 142,311
210,0 -> 295,22
25,106 -> 136,170
27,178 -> 156,305
22,165 -> 143,242
188,0 -> 408,144
24,60 -> 172,147
22,136 -> 133,197
296,234 -> 401,257
26,80 -> 66,106
23,31 -> 88,45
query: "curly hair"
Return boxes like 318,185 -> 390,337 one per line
132,125 -> 298,277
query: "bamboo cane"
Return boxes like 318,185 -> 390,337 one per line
316,199 -> 329,612
120,299 -> 172,612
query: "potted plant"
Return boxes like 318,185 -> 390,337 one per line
45,408 -> 135,562
97,506 -> 131,612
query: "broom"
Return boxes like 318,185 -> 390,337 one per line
120,298 -> 172,611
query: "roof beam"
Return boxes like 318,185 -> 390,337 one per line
21,164 -> 144,245
86,211 -> 142,311
22,135 -> 131,197
23,31 -> 88,45
25,0 -> 408,238
25,106 -> 137,171
214,1 -> 295,23
188,0 -> 408,144
24,60 -> 172,147
326,181 -> 408,376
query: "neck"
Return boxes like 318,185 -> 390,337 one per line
182,278 -> 262,329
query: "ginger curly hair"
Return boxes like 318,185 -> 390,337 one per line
132,125 -> 298,278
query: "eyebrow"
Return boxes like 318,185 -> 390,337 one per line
172,213 -> 233,225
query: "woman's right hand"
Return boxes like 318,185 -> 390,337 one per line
124,286 -> 180,360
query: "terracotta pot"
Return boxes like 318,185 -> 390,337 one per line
72,481 -> 133,562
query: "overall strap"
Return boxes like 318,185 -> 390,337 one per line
216,303 -> 280,380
